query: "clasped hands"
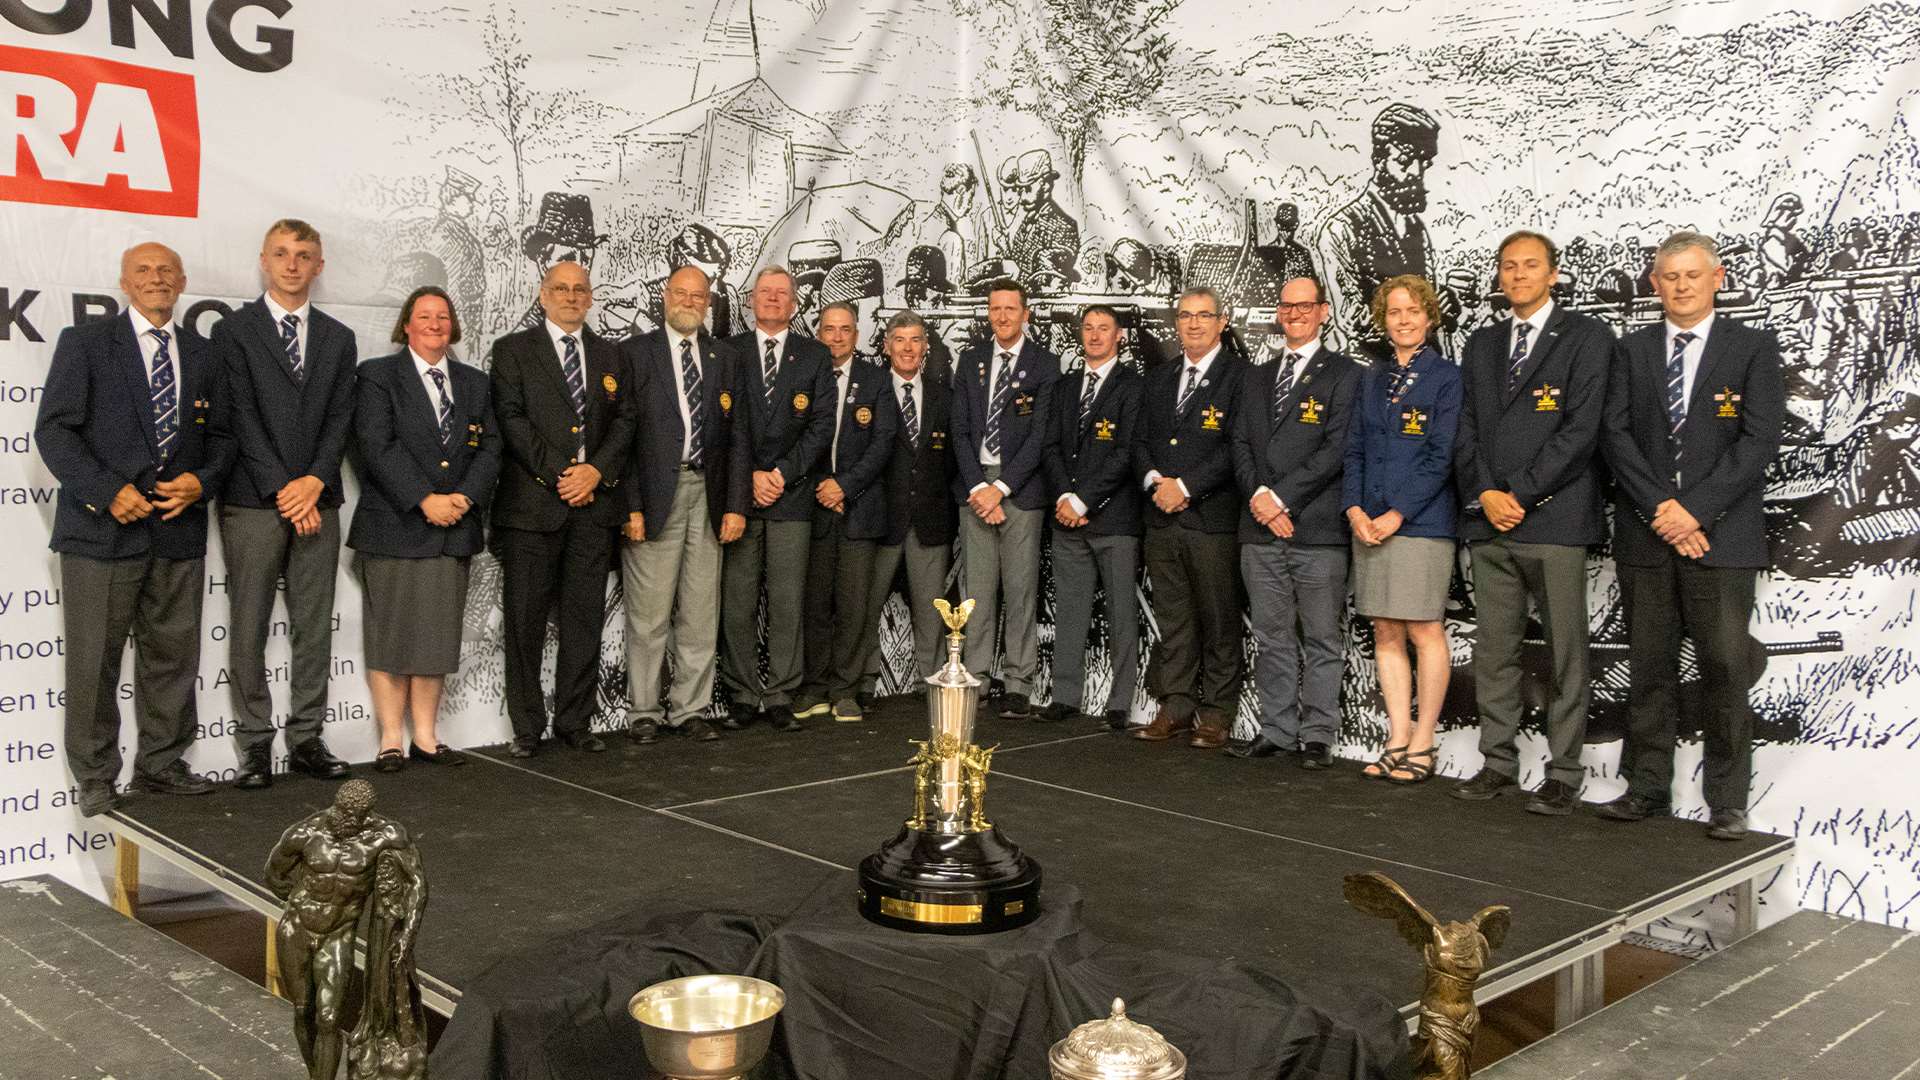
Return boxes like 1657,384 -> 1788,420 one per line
1249,490 -> 1294,539
1653,499 -> 1710,559
274,475 -> 326,536
556,463 -> 601,507
752,468 -> 785,508
111,472 -> 205,524
418,492 -> 473,527
969,483 -> 1007,526
1150,476 -> 1188,515
1346,506 -> 1404,546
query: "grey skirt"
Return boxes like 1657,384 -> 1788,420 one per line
355,553 -> 470,675
1351,535 -> 1454,622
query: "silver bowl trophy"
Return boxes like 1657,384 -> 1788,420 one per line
857,598 -> 1043,933
1049,999 -> 1188,1080
628,975 -> 785,1080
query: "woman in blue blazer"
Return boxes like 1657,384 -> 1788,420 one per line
1342,275 -> 1462,784
348,287 -> 502,771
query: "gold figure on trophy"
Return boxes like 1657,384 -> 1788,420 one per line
961,744 -> 996,831
905,733 -> 964,831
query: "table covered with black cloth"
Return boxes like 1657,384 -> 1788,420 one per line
431,879 -> 1410,1080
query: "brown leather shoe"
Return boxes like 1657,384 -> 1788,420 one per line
1132,706 -> 1193,742
1188,723 -> 1229,749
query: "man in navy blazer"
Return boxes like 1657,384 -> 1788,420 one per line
1040,305 -> 1143,729
490,261 -> 636,756
795,302 -> 898,721
36,243 -> 233,815
1230,277 -> 1361,765
718,266 -> 835,732
1451,232 -> 1615,815
1134,287 -> 1249,748
213,220 -> 356,789
863,312 -> 960,691
950,279 -> 1060,717
619,267 -> 750,744
1600,231 -> 1784,841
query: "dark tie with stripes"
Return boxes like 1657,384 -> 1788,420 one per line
1177,363 -> 1200,416
1507,321 -> 1534,395
149,328 -> 177,460
680,337 -> 704,467
901,381 -> 919,445
561,334 -> 586,458
1667,332 -> 1695,439
280,313 -> 303,384
985,350 -> 1013,456
1079,369 -> 1099,429
1273,352 -> 1299,423
427,366 -> 453,446
762,338 -> 779,409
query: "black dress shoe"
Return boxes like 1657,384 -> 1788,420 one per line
288,739 -> 351,779
1451,767 -> 1519,802
129,761 -> 215,795
721,705 -> 756,731
409,743 -> 465,766
1596,794 -> 1669,822
1706,809 -> 1749,840
233,749 -> 273,789
508,736 -> 538,758
767,709 -> 804,733
1035,702 -> 1073,723
1526,778 -> 1580,816
629,720 -> 660,745
78,780 -> 120,817
1298,742 -> 1335,770
999,693 -> 1032,720
682,718 -> 721,742
562,731 -> 607,753
374,749 -> 405,773
1228,736 -> 1286,759
1103,709 -> 1129,731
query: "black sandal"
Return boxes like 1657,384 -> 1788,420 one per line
1387,747 -> 1437,785
374,748 -> 406,773
1363,745 -> 1408,781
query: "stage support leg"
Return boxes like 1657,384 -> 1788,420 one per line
111,838 -> 140,918
1732,878 -> 1759,939
1553,952 -> 1605,1030
265,917 -> 284,1000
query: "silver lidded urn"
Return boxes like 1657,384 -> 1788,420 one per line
1049,999 -> 1187,1080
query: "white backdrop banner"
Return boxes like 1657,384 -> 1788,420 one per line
1,1 -> 1917,937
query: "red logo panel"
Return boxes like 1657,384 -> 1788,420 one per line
0,43 -> 199,218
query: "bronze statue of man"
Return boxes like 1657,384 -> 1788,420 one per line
265,779 -> 427,1080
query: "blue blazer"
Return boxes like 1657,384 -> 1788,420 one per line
1342,345 -> 1462,540
211,298 -> 357,510
725,330 -> 835,522
621,327 -> 751,537
1044,361 -> 1144,537
1233,347 -> 1363,547
36,313 -> 233,560
950,338 -> 1060,511
346,351 -> 501,559
815,356 -> 899,543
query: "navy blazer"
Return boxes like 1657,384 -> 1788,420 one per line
815,356 -> 899,542
489,323 -> 635,531
1455,306 -> 1613,546
346,352 -> 501,559
1136,350 -> 1249,534
726,330 -> 835,522
1043,360 -> 1143,537
1603,315 -> 1783,569
1342,346 -> 1462,540
36,313 -> 233,560
211,297 -> 357,510
621,328 -> 750,537
950,338 -> 1061,511
1232,346 -> 1362,546
881,374 -> 960,548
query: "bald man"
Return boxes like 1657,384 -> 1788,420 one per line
37,243 -> 235,815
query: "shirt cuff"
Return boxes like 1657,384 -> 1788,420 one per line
993,479 -> 1011,497
1176,479 -> 1190,500
1143,469 -> 1163,491
969,482 -> 988,495
1254,485 -> 1287,513
1063,493 -> 1088,517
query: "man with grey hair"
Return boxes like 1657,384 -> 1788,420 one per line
1600,230 -> 1783,841
619,265 -> 749,744
864,310 -> 959,688
719,266 -> 834,731
795,301 -> 898,721
1134,286 -> 1249,747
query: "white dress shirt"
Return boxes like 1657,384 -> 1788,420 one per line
263,293 -> 311,359
1144,344 -> 1221,498
664,325 -> 701,463
754,327 -> 790,390
1510,299 -> 1555,358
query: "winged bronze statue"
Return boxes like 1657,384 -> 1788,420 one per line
1344,871 -> 1511,1080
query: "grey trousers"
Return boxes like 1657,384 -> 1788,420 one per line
1241,540 -> 1348,748
220,504 -> 339,754
1469,537 -> 1590,784
799,511 -> 880,705
60,553 -> 203,783
958,467 -> 1042,694
621,471 -> 721,727
1050,530 -> 1140,713
720,516 -> 810,708
867,534 -> 953,688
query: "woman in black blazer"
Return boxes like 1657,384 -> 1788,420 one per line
348,287 -> 502,771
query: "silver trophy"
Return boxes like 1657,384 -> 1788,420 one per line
628,975 -> 784,1080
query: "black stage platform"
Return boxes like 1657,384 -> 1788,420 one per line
104,697 -> 1792,1038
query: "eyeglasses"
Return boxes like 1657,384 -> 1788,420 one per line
1174,311 -> 1221,323
1275,302 -> 1326,315
544,284 -> 592,297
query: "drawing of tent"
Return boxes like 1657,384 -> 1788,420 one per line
756,180 -> 919,278
614,77 -> 853,229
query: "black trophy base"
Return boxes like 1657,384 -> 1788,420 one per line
856,824 -> 1042,934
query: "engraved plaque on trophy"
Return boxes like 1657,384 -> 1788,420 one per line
856,598 -> 1043,933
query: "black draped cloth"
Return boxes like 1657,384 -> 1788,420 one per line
431,880 -> 1410,1080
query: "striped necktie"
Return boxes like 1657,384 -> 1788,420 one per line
901,381 -> 919,445
762,337 -> 779,409
984,350 -> 1013,456
1176,362 -> 1200,416
1273,352 -> 1299,423
1079,368 -> 1099,429
1667,332 -> 1695,439
149,328 -> 177,460
1507,321 -> 1534,395
560,334 -> 586,457
427,366 -> 454,446
279,313 -> 303,384
680,337 -> 704,467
